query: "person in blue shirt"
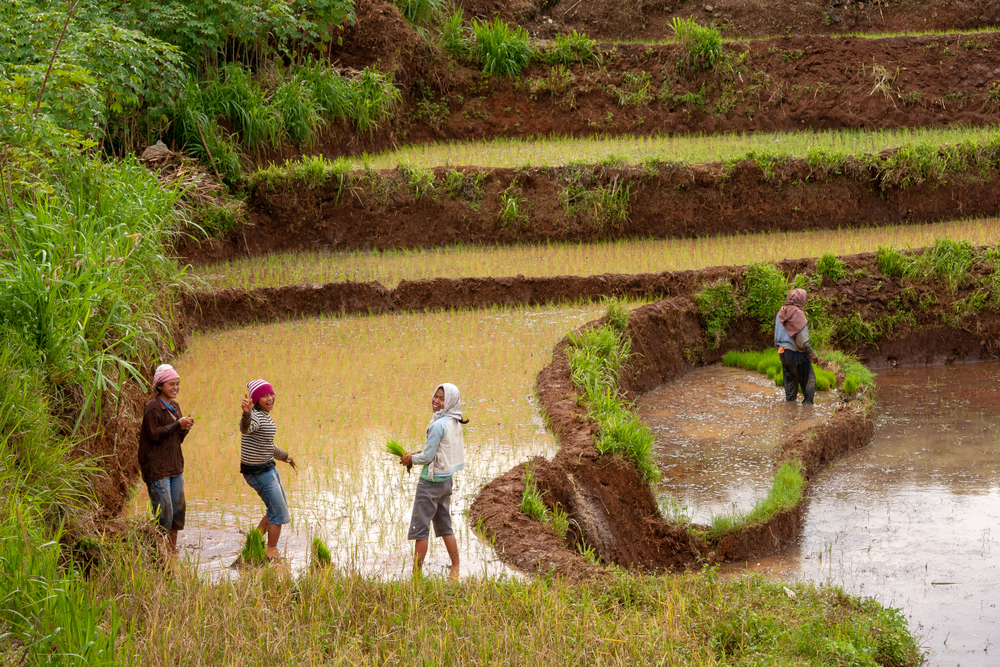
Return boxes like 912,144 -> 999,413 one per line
775,288 -> 821,404
400,383 -> 467,579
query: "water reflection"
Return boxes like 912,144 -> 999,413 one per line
636,365 -> 833,524
132,304 -> 607,579
730,362 -> 1000,667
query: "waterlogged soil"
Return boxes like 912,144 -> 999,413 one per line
731,362 -> 1000,666
130,304 -> 607,578
637,366 -> 834,524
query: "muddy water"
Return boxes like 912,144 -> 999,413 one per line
727,362 -> 1000,667
132,304 -> 607,579
636,366 -> 834,524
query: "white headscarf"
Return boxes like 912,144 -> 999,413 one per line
431,383 -> 463,422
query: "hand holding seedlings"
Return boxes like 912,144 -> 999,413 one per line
386,439 -> 412,473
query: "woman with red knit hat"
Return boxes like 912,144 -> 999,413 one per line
138,363 -> 195,551
774,289 -> 822,404
240,378 -> 297,559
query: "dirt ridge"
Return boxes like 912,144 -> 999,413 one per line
182,160 -> 1000,262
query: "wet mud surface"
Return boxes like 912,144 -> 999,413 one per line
732,361 -> 1000,667
637,366 -> 834,524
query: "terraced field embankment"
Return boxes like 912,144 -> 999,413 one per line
181,149 -> 1000,262
468,251 -> 1000,579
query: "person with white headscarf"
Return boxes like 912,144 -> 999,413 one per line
400,383 -> 467,579
138,364 -> 195,551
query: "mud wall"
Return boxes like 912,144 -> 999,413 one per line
180,161 -> 1000,262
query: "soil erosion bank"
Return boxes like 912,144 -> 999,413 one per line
181,156 -> 1000,263
467,255 -> 1000,579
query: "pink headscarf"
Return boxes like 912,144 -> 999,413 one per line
778,289 -> 809,337
152,364 -> 179,389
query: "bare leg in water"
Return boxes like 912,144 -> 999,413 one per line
257,515 -> 282,558
414,535 -> 460,579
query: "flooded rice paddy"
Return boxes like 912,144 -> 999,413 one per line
641,361 -> 1000,667
132,303 -> 607,578
637,366 -> 834,524
191,218 -> 998,290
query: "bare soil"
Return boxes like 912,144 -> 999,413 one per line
179,159 -> 1000,263
231,1 -> 1000,171
459,0 -> 1000,41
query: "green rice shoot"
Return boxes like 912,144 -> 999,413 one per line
385,439 -> 407,457
240,529 -> 267,565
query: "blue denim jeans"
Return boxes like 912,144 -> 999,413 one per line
242,467 -> 291,525
147,474 -> 185,531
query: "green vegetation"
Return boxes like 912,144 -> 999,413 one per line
385,439 -> 408,457
670,17 -> 723,69
706,461 -> 805,540
498,183 -> 530,227
357,125 -> 1000,171
694,280 -> 738,348
816,252 -> 846,281
543,31 -> 598,66
741,262 -> 789,333
877,237 -> 976,292
723,350 -> 837,391
520,463 -> 549,521
559,167 -> 632,230
567,302 -> 660,484
473,18 -> 534,77
311,537 -> 332,567
240,528 -> 268,565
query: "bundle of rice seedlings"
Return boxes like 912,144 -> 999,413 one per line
311,537 -> 332,568
240,529 -> 267,566
386,439 -> 412,473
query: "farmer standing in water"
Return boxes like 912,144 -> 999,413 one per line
400,383 -> 467,579
138,364 -> 194,551
775,288 -> 821,404
240,378 -> 297,560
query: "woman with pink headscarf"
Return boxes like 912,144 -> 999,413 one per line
775,289 -> 821,404
138,363 -> 195,551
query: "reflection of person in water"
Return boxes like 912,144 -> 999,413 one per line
400,383 -> 468,580
775,288 -> 821,405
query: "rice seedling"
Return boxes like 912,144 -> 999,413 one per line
355,125 -> 1000,170
385,439 -> 408,457
723,349 -> 837,391
705,460 -> 805,540
311,537 -> 332,567
156,302 -> 616,575
190,218 -> 999,290
240,528 -> 268,565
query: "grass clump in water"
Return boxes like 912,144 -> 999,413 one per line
567,301 -> 660,484
240,529 -> 268,566
706,461 -> 805,541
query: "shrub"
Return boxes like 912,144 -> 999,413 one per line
543,30 -> 598,66
473,18 -> 534,76
670,16 -> 722,69
815,253 -> 845,281
742,262 -> 789,333
695,280 -> 738,348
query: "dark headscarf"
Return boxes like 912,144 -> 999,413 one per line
778,289 -> 808,337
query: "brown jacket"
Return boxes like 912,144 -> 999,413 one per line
138,396 -> 187,484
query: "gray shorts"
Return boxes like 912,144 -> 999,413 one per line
407,477 -> 454,540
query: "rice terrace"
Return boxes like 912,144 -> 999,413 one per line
8,0 -> 1000,664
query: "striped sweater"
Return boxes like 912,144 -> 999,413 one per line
239,408 -> 289,473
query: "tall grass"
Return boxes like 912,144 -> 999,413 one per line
670,16 -> 723,69
473,18 -> 534,77
877,237 -> 976,292
567,302 -> 660,484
